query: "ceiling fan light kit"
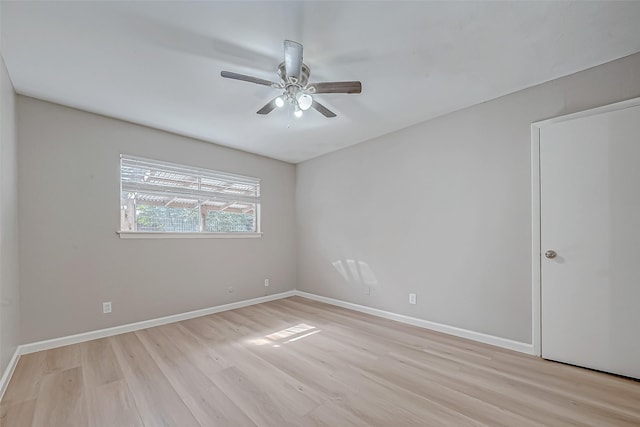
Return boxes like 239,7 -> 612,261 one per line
296,93 -> 313,111
221,40 -> 362,119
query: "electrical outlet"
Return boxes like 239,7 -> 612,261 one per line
264,279 -> 270,287
409,293 -> 417,305
102,302 -> 112,314
228,286 -> 234,293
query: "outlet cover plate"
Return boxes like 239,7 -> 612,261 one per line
102,302 -> 112,314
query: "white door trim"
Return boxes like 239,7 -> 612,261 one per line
530,96 -> 640,356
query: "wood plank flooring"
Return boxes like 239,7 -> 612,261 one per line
1,296 -> 639,426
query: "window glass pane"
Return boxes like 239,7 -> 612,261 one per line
120,156 -> 260,234
136,202 -> 200,232
205,204 -> 256,232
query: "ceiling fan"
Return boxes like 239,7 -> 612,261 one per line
220,40 -> 362,118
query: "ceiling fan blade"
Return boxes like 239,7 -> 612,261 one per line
311,100 -> 337,118
309,81 -> 362,94
256,98 -> 280,115
284,40 -> 303,82
220,71 -> 278,87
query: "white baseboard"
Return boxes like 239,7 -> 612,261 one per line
0,290 -> 295,401
0,347 -> 21,402
21,290 -> 296,355
1,288 -> 534,401
2,291 -> 291,400
294,291 -> 535,355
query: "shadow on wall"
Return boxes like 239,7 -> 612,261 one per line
332,259 -> 379,294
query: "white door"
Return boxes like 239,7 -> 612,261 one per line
540,103 -> 640,379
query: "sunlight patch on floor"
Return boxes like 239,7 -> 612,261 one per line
246,323 -> 321,347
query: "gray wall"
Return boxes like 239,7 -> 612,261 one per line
11,51 -> 640,348
0,55 -> 19,372
18,97 -> 296,343
296,52 -> 640,344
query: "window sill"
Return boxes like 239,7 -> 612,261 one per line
117,231 -> 263,239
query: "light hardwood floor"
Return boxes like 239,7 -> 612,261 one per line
1,296 -> 639,426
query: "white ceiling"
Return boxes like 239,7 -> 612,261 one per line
2,1 -> 640,163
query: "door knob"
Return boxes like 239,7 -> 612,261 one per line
545,250 -> 557,259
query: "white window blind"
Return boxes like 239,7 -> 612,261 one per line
120,155 -> 261,234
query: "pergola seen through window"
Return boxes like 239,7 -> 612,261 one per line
120,155 -> 261,234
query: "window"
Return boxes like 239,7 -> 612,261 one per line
120,155 -> 261,236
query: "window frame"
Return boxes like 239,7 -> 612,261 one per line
118,154 -> 262,239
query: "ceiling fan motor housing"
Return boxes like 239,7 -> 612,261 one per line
278,62 -> 311,88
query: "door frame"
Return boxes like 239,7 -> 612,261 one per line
530,96 -> 640,357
